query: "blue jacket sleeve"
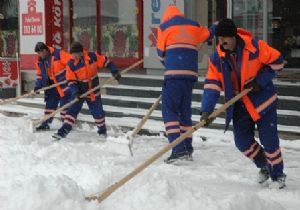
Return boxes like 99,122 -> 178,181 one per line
35,79 -> 43,89
106,60 -> 118,74
201,89 -> 220,113
206,23 -> 217,42
255,65 -> 276,88
157,48 -> 165,66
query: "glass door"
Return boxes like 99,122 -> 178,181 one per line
68,0 -> 142,67
270,0 -> 300,68
72,0 -> 97,51
231,0 -> 264,40
100,0 -> 139,59
0,0 -> 18,57
229,0 -> 300,68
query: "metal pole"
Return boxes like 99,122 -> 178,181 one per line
263,0 -> 268,42
227,0 -> 232,18
16,52 -> 21,97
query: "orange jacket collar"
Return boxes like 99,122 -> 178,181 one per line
217,28 -> 257,57
237,28 -> 256,53
161,5 -> 184,23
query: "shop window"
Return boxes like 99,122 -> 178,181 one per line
100,0 -> 138,58
72,0 -> 97,51
232,0 -> 264,40
0,0 -> 18,57
271,0 -> 300,68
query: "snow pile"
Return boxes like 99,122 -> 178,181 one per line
1,114 -> 300,210
6,175 -> 87,210
222,193 -> 285,210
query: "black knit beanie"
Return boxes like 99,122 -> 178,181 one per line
216,18 -> 237,37
70,42 -> 84,53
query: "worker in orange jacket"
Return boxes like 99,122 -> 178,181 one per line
200,19 -> 286,188
157,5 -> 218,163
34,42 -> 72,131
52,42 -> 121,140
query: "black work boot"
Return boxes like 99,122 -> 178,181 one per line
35,124 -> 50,131
52,128 -> 69,141
164,150 -> 193,164
257,166 -> 270,184
270,173 -> 287,189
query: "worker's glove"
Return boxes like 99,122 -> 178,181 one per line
200,112 -> 215,126
112,71 -> 121,81
244,79 -> 261,93
34,86 -> 41,94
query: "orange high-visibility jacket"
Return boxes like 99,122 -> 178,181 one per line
35,47 -> 72,97
156,5 -> 217,81
201,28 -> 284,127
66,50 -> 117,101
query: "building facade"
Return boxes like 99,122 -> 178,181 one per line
0,0 -> 299,95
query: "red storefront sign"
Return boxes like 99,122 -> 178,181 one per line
22,0 -> 43,36
45,0 -> 64,49
0,59 -> 18,88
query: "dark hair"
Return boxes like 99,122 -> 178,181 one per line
216,18 -> 237,37
34,42 -> 49,52
70,42 -> 84,53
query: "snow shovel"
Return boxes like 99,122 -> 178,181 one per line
85,88 -> 252,203
0,81 -> 66,106
32,59 -> 143,131
127,94 -> 162,156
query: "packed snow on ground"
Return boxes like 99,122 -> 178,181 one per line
0,113 -> 300,210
